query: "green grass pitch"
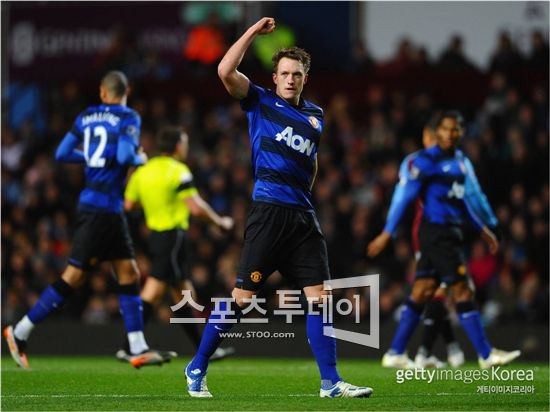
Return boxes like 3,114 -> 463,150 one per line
2,356 -> 549,411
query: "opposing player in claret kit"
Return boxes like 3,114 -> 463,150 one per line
367,110 -> 521,369
184,17 -> 373,398
4,71 -> 165,369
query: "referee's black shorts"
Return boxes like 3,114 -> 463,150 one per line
148,229 -> 190,285
415,219 -> 469,285
236,201 -> 330,291
68,212 -> 135,270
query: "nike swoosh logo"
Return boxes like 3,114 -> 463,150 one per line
214,325 -> 224,331
275,102 -> 284,108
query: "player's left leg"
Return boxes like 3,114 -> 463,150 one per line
451,280 -> 520,368
185,287 -> 249,398
415,286 -> 449,368
303,284 -> 373,398
170,282 -> 235,362
117,277 -> 175,362
382,277 -> 438,368
112,259 -> 164,368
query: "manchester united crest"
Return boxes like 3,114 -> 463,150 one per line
308,116 -> 319,129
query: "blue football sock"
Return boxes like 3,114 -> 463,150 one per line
456,302 -> 492,359
119,294 -> 144,332
189,300 -> 241,374
117,284 -> 144,333
307,311 -> 341,387
389,298 -> 424,354
27,279 -> 73,324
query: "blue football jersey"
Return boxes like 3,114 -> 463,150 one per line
384,145 -> 484,234
67,104 -> 141,213
240,81 -> 323,210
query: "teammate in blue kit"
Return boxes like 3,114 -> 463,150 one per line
367,111 -> 520,369
184,17 -> 372,398
4,71 -> 164,369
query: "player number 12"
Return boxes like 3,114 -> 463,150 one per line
83,125 -> 107,167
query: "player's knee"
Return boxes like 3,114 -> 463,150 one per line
114,259 -> 141,284
451,281 -> 473,302
411,279 -> 437,304
231,288 -> 256,308
61,265 -> 86,288
303,284 -> 328,303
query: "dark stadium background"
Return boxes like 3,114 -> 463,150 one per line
1,2 -> 548,361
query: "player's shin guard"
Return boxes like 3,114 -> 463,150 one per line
15,278 -> 74,341
420,298 -> 447,354
188,300 -> 242,374
456,301 -> 492,359
117,283 -> 148,354
389,298 -> 424,354
307,303 -> 341,386
122,301 -> 153,353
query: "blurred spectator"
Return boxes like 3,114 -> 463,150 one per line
438,34 -> 478,72
526,30 -> 549,71
489,31 -> 523,75
183,11 -> 226,66
253,23 -> 296,72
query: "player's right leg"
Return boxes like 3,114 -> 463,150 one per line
382,277 -> 438,368
4,265 -> 85,369
451,280 -> 520,369
185,287 -> 250,397
303,286 -> 373,398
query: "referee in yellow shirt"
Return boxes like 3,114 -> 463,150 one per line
117,127 -> 234,362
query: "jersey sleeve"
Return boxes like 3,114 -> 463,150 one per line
124,169 -> 141,202
464,157 -> 498,228
117,111 -> 144,166
55,132 -> 85,163
69,113 -> 84,141
383,154 -> 429,235
240,81 -> 262,112
176,163 -> 198,199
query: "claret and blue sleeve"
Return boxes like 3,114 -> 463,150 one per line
463,157 -> 498,228
383,153 -> 427,235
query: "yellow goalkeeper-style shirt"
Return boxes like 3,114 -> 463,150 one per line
125,156 -> 198,231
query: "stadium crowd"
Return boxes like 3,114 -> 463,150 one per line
2,30 -> 548,329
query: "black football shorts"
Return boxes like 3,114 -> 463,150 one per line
236,201 -> 331,291
415,219 -> 469,285
68,212 -> 135,270
148,229 -> 189,284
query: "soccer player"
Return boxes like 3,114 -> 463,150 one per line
391,114 -> 498,369
184,17 -> 372,398
4,71 -> 164,369
367,110 -> 520,369
117,126 -> 235,362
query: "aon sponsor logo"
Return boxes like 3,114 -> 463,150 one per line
448,181 -> 465,199
275,126 -> 315,156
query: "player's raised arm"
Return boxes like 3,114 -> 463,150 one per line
217,17 -> 275,99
